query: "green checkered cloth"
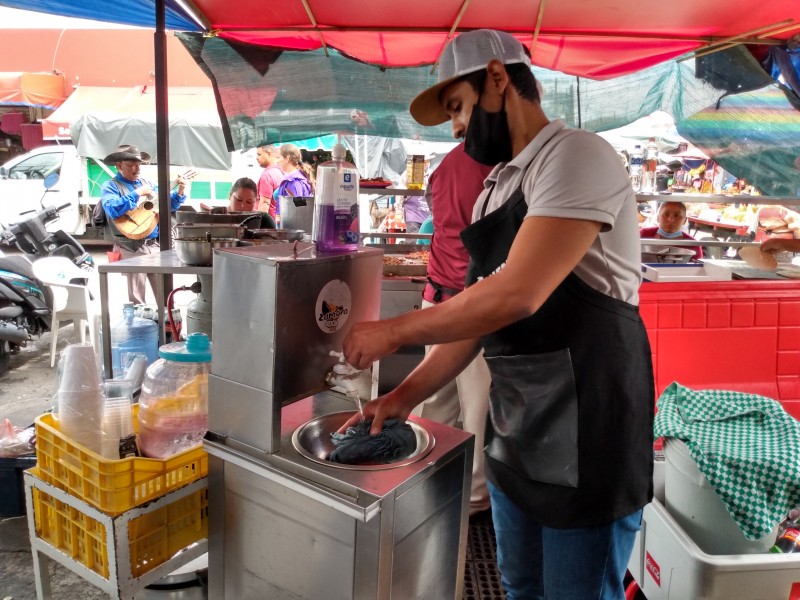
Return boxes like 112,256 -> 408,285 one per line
654,382 -> 800,540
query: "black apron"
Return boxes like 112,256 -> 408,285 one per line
460,185 -> 654,528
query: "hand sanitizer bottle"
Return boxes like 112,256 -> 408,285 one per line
312,141 -> 360,252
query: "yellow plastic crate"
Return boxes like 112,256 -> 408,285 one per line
34,406 -> 207,515
31,472 -> 208,579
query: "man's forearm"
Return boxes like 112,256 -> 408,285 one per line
392,338 -> 481,407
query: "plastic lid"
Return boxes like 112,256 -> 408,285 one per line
158,332 -> 212,363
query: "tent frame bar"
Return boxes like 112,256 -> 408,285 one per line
529,0 -> 547,56
430,0 -> 471,74
678,19 -> 798,62
210,25 -> 788,46
299,0 -> 329,57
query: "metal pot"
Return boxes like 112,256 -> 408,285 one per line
245,228 -> 306,242
174,237 -> 239,266
175,224 -> 246,240
278,196 -> 315,232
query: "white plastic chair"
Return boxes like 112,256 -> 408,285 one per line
32,257 -> 99,367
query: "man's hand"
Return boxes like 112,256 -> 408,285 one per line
175,175 -> 187,195
137,184 -> 153,198
337,390 -> 417,435
762,238 -> 800,254
343,320 -> 400,370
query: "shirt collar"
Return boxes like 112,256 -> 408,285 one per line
115,173 -> 139,185
481,119 -> 566,189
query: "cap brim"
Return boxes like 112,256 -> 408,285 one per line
409,74 -> 462,127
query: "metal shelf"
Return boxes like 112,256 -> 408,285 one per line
636,193 -> 800,206
359,187 -> 425,197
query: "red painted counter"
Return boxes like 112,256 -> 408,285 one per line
640,280 -> 800,418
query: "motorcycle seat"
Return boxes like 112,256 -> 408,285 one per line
0,306 -> 23,318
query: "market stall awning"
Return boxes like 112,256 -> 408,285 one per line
169,0 -> 800,79
0,29 -> 210,89
42,85 -> 232,169
0,72 -> 66,110
2,1 -> 799,79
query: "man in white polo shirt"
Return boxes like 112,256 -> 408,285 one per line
342,30 -> 654,600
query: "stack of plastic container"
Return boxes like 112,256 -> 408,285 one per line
55,344 -> 103,455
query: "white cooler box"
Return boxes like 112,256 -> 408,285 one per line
628,459 -> 800,600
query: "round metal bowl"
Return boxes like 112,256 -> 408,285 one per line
174,237 -> 239,266
641,245 -> 696,264
291,411 -> 435,470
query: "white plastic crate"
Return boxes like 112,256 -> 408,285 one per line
628,461 -> 800,600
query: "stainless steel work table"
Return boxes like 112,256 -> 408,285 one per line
98,249 -> 212,376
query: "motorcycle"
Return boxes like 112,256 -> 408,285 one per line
0,174 -> 93,372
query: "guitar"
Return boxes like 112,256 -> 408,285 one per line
114,169 -> 198,240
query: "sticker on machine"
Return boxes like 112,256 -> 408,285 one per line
645,551 -> 661,587
316,279 -> 352,334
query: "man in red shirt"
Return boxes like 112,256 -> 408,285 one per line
412,142 -> 494,515
256,144 -> 285,219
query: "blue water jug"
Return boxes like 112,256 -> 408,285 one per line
110,302 -> 159,378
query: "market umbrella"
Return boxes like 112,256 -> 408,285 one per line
677,87 -> 800,197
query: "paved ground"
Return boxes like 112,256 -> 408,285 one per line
0,248 -> 200,600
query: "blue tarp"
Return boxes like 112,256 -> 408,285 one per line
0,0 -> 200,31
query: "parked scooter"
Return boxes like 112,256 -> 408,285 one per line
0,251 -> 51,372
0,174 -> 94,372
0,174 -> 93,270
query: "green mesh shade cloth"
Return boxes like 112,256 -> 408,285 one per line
178,32 -> 720,145
178,33 -> 798,196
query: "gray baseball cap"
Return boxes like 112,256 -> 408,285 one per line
410,29 -> 532,127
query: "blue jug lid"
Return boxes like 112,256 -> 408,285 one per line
158,332 -> 212,363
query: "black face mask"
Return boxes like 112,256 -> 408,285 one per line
463,93 -> 512,166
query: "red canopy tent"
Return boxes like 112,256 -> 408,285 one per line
183,0 -> 800,78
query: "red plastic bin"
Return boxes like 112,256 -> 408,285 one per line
640,279 -> 800,419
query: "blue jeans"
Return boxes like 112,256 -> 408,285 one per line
488,481 -> 642,600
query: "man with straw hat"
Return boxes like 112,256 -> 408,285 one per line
341,30 -> 653,599
99,144 -> 187,304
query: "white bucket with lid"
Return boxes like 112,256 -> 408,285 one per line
663,437 -> 777,555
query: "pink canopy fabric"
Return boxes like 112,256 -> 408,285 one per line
0,72 -> 66,110
189,0 -> 800,78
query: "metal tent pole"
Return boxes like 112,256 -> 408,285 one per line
155,0 -> 173,336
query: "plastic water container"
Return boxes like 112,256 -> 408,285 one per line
312,142 -> 359,252
109,302 -> 159,379
663,437 -> 778,554
137,333 -> 212,459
